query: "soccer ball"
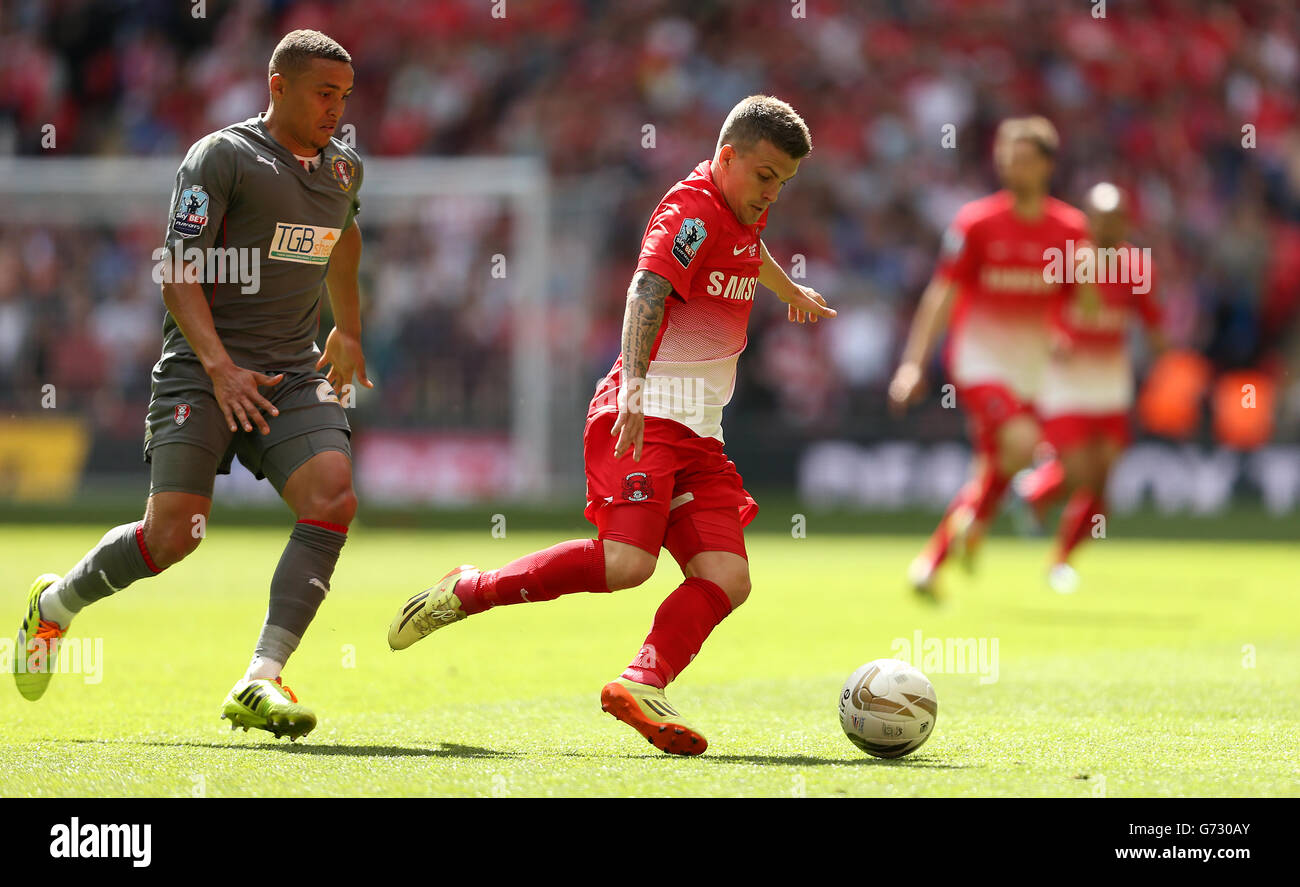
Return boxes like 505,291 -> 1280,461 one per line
839,659 -> 938,759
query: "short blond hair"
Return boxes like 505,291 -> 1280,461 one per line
995,116 -> 1059,159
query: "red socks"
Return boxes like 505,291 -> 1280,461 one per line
622,577 -> 733,689
1020,458 -> 1065,508
456,542 -> 735,690
923,467 -> 1009,569
1055,490 -> 1103,564
457,539 -> 609,615
970,467 -> 1011,525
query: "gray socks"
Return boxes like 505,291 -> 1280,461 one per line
253,521 -> 347,664
42,522 -> 159,625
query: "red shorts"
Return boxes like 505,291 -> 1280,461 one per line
583,412 -> 758,570
959,382 -> 1038,455
1041,412 -> 1131,452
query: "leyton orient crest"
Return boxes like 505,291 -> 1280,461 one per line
622,471 -> 653,502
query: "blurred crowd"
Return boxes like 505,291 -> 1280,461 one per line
2,0 -> 1298,452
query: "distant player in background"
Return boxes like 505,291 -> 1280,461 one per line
1015,183 -> 1164,592
389,96 -> 835,756
14,30 -> 369,740
889,117 -> 1090,599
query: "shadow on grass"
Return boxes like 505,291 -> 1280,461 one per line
703,753 -> 972,769
557,750 -> 971,769
62,738 -> 517,760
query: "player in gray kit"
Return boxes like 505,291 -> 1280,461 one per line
13,30 -> 369,740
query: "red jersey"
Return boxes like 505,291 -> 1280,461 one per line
588,160 -> 768,443
937,190 -> 1090,398
1053,242 -> 1160,351
938,190 -> 1091,323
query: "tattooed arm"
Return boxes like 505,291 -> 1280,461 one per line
610,269 -> 672,461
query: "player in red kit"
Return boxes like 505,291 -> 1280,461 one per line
1015,182 -> 1164,592
889,117 -> 1090,599
386,96 -> 834,755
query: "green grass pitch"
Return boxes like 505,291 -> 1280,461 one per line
1,525 -> 1296,797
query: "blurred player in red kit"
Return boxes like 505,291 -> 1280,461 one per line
387,96 -> 835,755
1015,182 -> 1165,593
889,116 -> 1090,599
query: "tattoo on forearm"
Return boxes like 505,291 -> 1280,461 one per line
622,270 -> 670,386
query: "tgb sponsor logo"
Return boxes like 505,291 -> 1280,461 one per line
269,223 -> 343,265
151,243 -> 261,295
49,818 -> 151,867
704,271 -> 758,301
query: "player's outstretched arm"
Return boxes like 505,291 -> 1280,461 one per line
611,270 -> 671,462
758,240 -> 836,324
318,220 -> 373,395
889,276 -> 955,415
162,274 -> 283,434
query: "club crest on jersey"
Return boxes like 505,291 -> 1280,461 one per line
332,157 -> 354,191
174,403 -> 192,426
172,185 -> 209,238
622,472 -> 653,502
672,218 -> 707,268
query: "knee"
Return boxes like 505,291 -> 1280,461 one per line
296,482 -> 357,528
702,565 -> 751,609
1086,456 -> 1111,494
142,516 -> 203,569
998,425 -> 1039,475
603,542 -> 656,591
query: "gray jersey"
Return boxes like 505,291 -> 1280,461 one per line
157,113 -> 363,381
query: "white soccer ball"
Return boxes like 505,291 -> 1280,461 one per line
839,658 -> 938,759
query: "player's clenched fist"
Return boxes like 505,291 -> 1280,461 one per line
208,361 -> 283,434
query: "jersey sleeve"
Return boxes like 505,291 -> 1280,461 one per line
933,207 -> 981,288
163,134 -> 238,254
636,189 -> 715,299
343,155 -> 362,231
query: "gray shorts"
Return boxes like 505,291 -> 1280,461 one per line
144,368 -> 351,498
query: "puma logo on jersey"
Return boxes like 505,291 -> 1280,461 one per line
256,155 -> 279,173
308,577 -> 330,595
705,271 -> 758,301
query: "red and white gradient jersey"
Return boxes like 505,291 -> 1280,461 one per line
588,160 -> 768,443
1052,242 -> 1160,352
937,190 -> 1090,400
1038,243 -> 1161,417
